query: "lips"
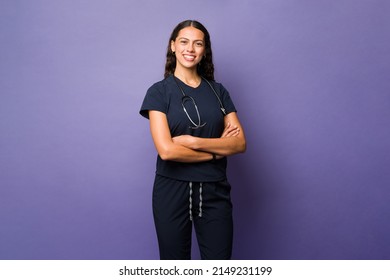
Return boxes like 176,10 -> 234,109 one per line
183,54 -> 196,61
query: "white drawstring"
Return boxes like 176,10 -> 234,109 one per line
189,182 -> 203,221
199,183 -> 203,218
189,182 -> 193,221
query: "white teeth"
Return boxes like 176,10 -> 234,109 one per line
184,55 -> 195,60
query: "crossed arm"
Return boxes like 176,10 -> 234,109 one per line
148,110 -> 246,163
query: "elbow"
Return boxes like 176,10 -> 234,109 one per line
235,136 -> 246,154
238,139 -> 246,154
223,139 -> 246,156
221,138 -> 246,156
241,142 -> 247,153
159,152 -> 169,161
158,148 -> 172,161
157,145 -> 175,161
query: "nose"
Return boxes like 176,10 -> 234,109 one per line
186,43 -> 194,52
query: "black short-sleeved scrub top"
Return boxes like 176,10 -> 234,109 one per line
140,75 -> 237,182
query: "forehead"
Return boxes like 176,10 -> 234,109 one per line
177,26 -> 205,40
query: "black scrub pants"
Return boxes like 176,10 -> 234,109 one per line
153,175 -> 233,260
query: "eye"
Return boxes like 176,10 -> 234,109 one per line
196,42 -> 204,47
180,40 -> 188,45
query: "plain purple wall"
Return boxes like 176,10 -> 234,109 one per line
1,0 -> 389,259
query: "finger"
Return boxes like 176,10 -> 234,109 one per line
225,125 -> 238,134
225,129 -> 240,138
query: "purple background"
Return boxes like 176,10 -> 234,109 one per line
1,0 -> 389,260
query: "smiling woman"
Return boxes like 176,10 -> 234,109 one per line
164,20 -> 215,82
139,20 -> 246,260
171,27 -> 205,77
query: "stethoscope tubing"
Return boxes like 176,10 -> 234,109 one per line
173,75 -> 226,129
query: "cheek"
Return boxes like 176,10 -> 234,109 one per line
175,44 -> 186,53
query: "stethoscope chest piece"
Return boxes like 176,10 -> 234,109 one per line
174,76 -> 226,130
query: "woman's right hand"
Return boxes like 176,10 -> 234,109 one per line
221,122 -> 240,138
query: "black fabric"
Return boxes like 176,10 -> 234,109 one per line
140,75 -> 237,182
153,175 -> 233,260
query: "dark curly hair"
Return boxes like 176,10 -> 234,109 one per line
164,20 -> 215,81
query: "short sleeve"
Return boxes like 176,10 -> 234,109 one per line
139,82 -> 168,119
215,82 -> 237,114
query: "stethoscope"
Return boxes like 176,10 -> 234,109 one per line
173,76 -> 227,129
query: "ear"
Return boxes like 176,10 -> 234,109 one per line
170,40 -> 175,53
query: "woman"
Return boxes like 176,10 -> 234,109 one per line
140,20 -> 246,260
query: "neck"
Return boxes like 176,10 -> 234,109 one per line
174,68 -> 201,87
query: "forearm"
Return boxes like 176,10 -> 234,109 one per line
149,111 -> 214,163
188,136 -> 246,156
158,142 -> 214,163
172,115 -> 247,156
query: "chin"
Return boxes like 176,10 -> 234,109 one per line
179,61 -> 200,69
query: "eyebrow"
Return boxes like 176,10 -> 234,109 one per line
177,37 -> 204,42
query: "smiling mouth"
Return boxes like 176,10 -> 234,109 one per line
183,54 -> 196,61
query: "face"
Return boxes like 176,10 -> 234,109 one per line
171,26 -> 206,71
